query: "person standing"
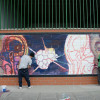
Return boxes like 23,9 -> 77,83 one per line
98,54 -> 100,85
18,52 -> 35,89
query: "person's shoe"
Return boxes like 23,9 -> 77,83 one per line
19,87 -> 22,89
28,86 -> 32,89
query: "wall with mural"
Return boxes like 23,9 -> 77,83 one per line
0,33 -> 99,75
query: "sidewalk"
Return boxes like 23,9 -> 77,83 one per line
0,85 -> 100,100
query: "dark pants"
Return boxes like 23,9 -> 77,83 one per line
98,67 -> 100,84
18,68 -> 30,87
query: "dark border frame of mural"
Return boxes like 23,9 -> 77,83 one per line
0,32 -> 99,77
0,32 -> 99,35
0,74 -> 97,77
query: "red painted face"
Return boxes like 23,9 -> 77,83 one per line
1,35 -> 28,75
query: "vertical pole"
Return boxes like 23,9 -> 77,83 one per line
55,0 -> 57,28
52,0 -> 53,28
45,0 -> 46,28
79,0 -> 81,28
73,0 -> 74,28
35,0 -> 36,28
3,0 -> 5,29
69,0 -> 71,28
17,0 -> 19,29
93,0 -> 95,28
31,0 -> 33,29
10,0 -> 12,29
66,0 -> 67,29
0,0 -> 2,29
24,0 -> 26,30
90,0 -> 92,28
59,0 -> 60,28
14,0 -> 15,29
96,0 -> 98,28
76,0 -> 78,28
7,0 -> 9,29
38,0 -> 39,28
28,0 -> 29,29
42,0 -> 43,28
62,0 -> 64,28
86,0 -> 88,28
49,0 -> 50,28
83,0 -> 85,28
21,0 -> 22,29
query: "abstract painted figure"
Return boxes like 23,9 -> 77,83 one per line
29,38 -> 68,73
0,35 -> 28,75
64,35 -> 94,74
90,34 -> 100,74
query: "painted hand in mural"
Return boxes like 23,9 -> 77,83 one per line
64,35 -> 94,74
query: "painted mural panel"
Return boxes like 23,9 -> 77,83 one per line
0,33 -> 99,75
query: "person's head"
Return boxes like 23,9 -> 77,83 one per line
29,52 -> 35,58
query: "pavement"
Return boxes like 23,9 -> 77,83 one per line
0,85 -> 100,100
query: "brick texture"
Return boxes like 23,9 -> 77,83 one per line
0,76 -> 98,85
0,29 -> 99,85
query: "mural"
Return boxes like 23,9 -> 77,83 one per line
0,33 -> 99,75
65,35 -> 94,74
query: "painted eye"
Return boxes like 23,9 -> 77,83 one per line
9,40 -> 22,53
14,44 -> 22,52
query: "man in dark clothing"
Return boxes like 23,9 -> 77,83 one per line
18,52 -> 35,89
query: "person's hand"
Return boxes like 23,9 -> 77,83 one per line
28,65 -> 31,69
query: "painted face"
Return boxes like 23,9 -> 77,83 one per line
0,35 -> 28,75
90,34 -> 100,60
